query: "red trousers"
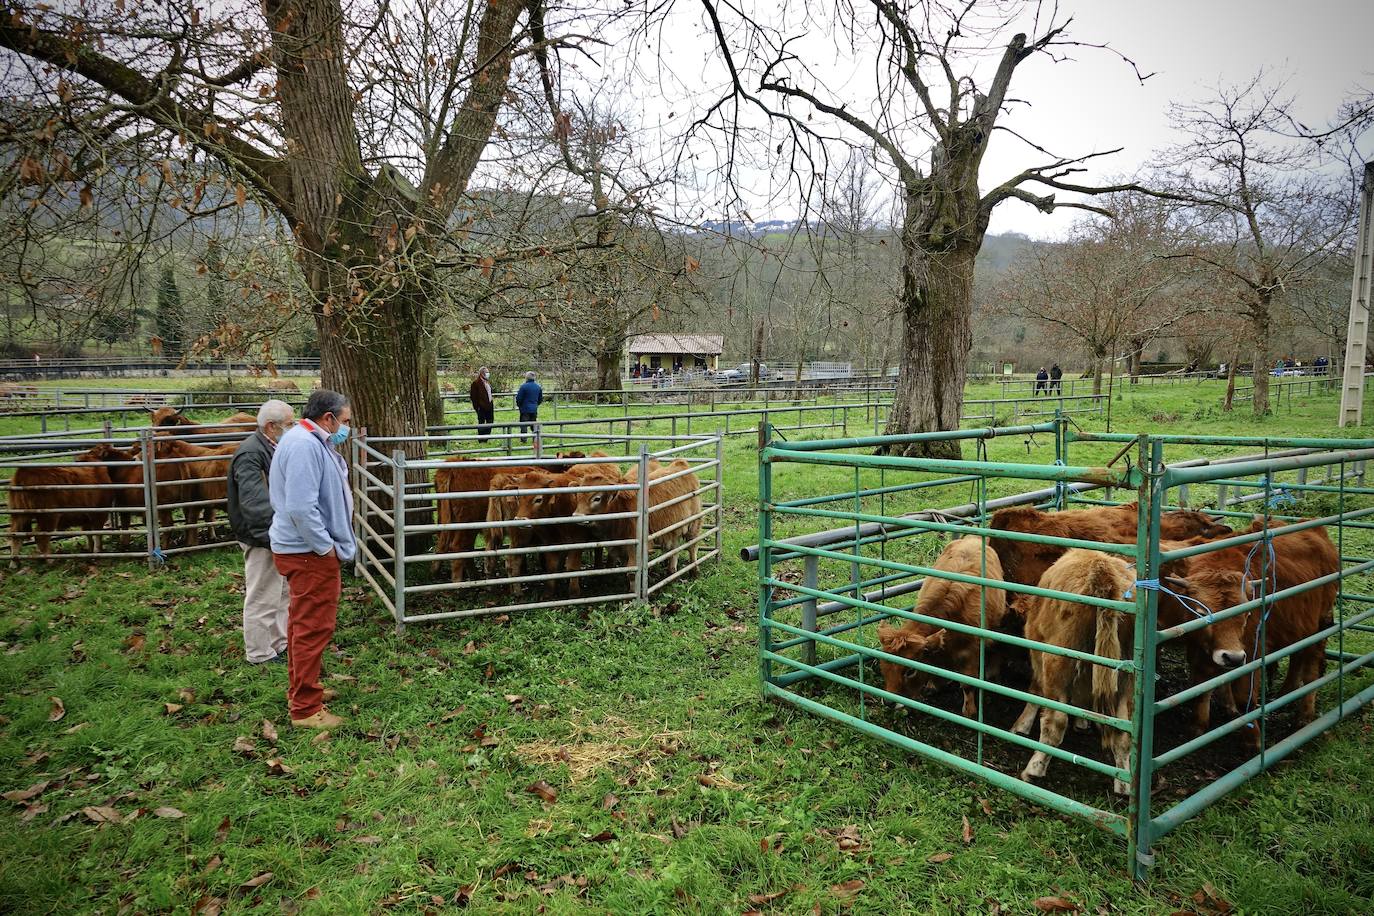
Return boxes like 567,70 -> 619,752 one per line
273,551 -> 341,719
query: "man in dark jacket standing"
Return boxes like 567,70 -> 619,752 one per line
516,371 -> 543,443
226,399 -> 296,665
1049,363 -> 1062,395
469,366 -> 494,442
1034,367 -> 1049,396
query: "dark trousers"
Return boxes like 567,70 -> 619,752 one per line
1034,380 -> 1047,396
475,406 -> 494,442
1049,379 -> 1062,394
273,551 -> 341,720
519,410 -> 537,442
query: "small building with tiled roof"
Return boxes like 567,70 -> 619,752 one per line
627,334 -> 724,372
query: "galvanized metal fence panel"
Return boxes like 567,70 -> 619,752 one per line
349,428 -> 723,628
753,417 -> 1374,879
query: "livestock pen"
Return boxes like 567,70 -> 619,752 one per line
349,428 -> 723,628
749,418 -> 1374,879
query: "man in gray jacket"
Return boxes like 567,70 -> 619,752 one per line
270,389 -> 355,729
226,399 -> 295,665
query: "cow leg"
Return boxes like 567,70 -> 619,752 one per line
37,516 -> 57,562
1186,645 -> 1218,736
1286,642 -> 1327,725
1021,654 -> 1076,782
1011,655 -> 1042,736
8,516 -> 28,567
565,550 -> 582,598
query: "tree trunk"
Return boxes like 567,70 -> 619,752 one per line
1224,352 -> 1239,412
882,243 -> 975,459
594,349 -> 622,398
1128,338 -> 1145,384
1091,356 -> 1104,396
1250,293 -> 1272,417
751,318 -> 764,386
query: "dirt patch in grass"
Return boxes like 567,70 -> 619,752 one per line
514,711 -> 685,783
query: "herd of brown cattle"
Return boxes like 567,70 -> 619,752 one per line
434,451 -> 705,596
6,408 -> 255,561
875,502 -> 1340,791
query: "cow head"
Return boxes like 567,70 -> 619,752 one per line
570,473 -> 624,523
512,471 -> 560,524
1159,570 -> 1251,669
877,621 -> 947,700
1162,508 -> 1234,541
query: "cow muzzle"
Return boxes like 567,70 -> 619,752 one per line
1212,648 -> 1246,669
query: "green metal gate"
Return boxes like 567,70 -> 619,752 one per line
753,419 -> 1374,878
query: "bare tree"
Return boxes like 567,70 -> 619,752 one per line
0,1 -> 626,441
1157,75 -> 1369,416
999,197 -> 1208,395
695,0 -> 1156,457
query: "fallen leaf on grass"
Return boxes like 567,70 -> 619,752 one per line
452,883 -> 474,906
440,706 -> 466,722
311,730 -> 331,745
233,736 -> 257,756
503,694 -> 524,705
670,815 -> 688,839
202,855 -> 222,875
239,872 -> 274,893
352,835 -> 383,845
124,634 -> 146,653
62,722 -> 89,735
83,805 -> 122,825
830,879 -> 864,900
191,895 -> 223,916
526,780 -> 557,804
215,816 -> 231,843
164,703 -> 184,715
748,889 -> 790,904
979,797 -> 993,816
962,815 -> 974,845
832,824 -> 863,852
927,852 -> 954,864
261,720 -> 279,743
48,697 -> 65,722
20,802 -> 48,822
1033,897 -> 1080,912
583,830 -> 615,843
264,758 -> 293,776
602,793 -> 619,810
3,781 -> 50,803
153,806 -> 186,819
177,688 -> 196,704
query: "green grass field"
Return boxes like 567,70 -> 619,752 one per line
2,377 -> 1372,914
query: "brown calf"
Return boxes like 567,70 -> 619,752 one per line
160,439 -> 238,547
876,536 -> 1007,718
7,444 -> 120,563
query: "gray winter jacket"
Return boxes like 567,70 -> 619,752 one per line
227,431 -> 276,548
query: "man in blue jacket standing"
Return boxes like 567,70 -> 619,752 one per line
516,370 -> 543,444
269,389 -> 356,729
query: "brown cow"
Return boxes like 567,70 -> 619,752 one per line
160,439 -> 238,547
150,407 -> 257,439
876,536 -> 1007,718
569,458 -> 703,580
1162,517 -> 1339,737
7,444 -> 120,563
433,452 -> 593,582
990,503 -> 1233,593
110,439 -> 185,541
1015,549 -> 1252,793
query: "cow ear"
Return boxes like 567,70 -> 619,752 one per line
924,628 -> 947,652
1243,578 -> 1267,600
1163,575 -> 1191,594
876,623 -> 900,651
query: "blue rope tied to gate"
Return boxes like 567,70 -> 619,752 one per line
1124,579 -> 1215,623
1052,458 -> 1067,509
151,547 -> 167,565
1267,486 -> 1297,509
1241,532 -> 1279,725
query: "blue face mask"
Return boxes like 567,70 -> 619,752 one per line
328,424 -> 350,446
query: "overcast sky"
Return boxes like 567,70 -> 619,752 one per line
980,0 -> 1374,236
607,0 -> 1374,238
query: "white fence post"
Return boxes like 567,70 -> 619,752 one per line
392,448 -> 407,633
636,445 -> 650,601
139,429 -> 161,567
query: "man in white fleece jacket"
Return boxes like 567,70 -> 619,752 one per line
269,389 -> 355,729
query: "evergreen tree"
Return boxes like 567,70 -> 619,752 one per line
156,267 -> 184,355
